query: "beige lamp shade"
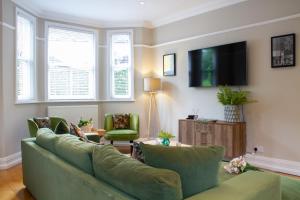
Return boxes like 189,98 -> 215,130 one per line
144,77 -> 161,92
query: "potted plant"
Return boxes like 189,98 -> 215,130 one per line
217,86 -> 255,122
158,130 -> 175,146
78,118 -> 93,132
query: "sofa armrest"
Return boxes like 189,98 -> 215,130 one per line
130,114 -> 139,132
185,171 -> 281,200
104,114 -> 113,131
27,119 -> 39,137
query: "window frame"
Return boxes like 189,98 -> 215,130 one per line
15,8 -> 37,103
107,29 -> 135,100
44,21 -> 99,101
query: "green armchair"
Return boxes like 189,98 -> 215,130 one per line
104,113 -> 139,145
27,117 -> 69,137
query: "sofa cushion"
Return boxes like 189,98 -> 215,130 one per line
54,120 -> 70,134
36,128 -> 58,153
70,123 -> 88,142
54,134 -> 95,175
93,145 -> 183,200
105,129 -> 138,141
33,117 -> 51,128
141,144 -> 224,198
113,114 -> 130,129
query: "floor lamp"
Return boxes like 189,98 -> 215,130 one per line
144,77 -> 161,138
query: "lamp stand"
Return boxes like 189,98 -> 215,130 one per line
147,92 -> 156,138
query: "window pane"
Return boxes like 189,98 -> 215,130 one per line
113,68 -> 129,97
16,13 -> 35,101
16,60 -> 32,99
17,16 -> 33,60
111,34 -> 131,68
110,33 -> 132,98
47,26 -> 96,100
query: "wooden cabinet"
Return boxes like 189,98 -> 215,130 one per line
179,119 -> 246,160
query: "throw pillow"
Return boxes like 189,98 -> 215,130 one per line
92,145 -> 183,200
140,144 -> 224,198
33,117 -> 51,128
70,123 -> 88,142
113,114 -> 130,129
54,120 -> 70,134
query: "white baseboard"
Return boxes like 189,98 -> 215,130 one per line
245,154 -> 300,176
0,152 -> 22,170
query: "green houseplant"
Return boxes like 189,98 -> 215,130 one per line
217,87 -> 254,122
158,130 -> 175,146
78,118 -> 93,132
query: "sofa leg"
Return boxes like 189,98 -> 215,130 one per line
110,140 -> 113,145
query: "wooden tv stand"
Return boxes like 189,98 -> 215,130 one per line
179,119 -> 246,160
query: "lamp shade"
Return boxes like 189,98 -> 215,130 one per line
144,77 -> 161,92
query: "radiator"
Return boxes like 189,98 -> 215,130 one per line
47,105 -> 99,128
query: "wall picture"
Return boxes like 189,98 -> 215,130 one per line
271,33 -> 296,68
163,53 -> 176,76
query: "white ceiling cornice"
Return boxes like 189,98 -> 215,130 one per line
11,0 -> 249,29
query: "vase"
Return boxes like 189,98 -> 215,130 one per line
161,138 -> 170,146
224,105 -> 241,122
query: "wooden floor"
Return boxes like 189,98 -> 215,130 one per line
0,165 -> 34,200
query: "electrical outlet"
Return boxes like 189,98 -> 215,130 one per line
257,146 -> 264,153
253,146 -> 264,153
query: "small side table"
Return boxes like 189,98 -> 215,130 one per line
84,129 -> 106,143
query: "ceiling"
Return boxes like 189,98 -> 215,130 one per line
13,0 -> 248,28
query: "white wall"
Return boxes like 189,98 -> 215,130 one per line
153,0 -> 300,162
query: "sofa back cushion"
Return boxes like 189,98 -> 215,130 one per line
36,128 -> 58,153
140,144 -> 224,198
92,145 -> 183,200
54,135 -> 95,175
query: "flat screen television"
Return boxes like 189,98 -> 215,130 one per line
188,41 -> 247,87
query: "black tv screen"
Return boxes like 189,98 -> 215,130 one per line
188,41 -> 247,87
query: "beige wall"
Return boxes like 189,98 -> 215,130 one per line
153,0 -> 300,162
154,0 -> 300,44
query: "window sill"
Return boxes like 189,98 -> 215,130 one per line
15,99 -> 136,105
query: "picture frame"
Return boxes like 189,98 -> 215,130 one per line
271,33 -> 296,68
163,53 -> 176,76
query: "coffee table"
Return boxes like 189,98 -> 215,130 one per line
84,129 -> 106,143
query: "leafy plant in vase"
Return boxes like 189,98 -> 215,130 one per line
217,86 -> 255,122
158,130 -> 175,146
78,118 -> 93,132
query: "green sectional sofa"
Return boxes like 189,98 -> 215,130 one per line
22,129 -> 282,200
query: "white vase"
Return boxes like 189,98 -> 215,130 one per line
224,105 -> 241,122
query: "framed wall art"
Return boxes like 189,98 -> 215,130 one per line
271,33 -> 296,68
163,53 -> 176,76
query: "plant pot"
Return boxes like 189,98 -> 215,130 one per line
161,138 -> 170,146
80,124 -> 93,132
224,105 -> 241,122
